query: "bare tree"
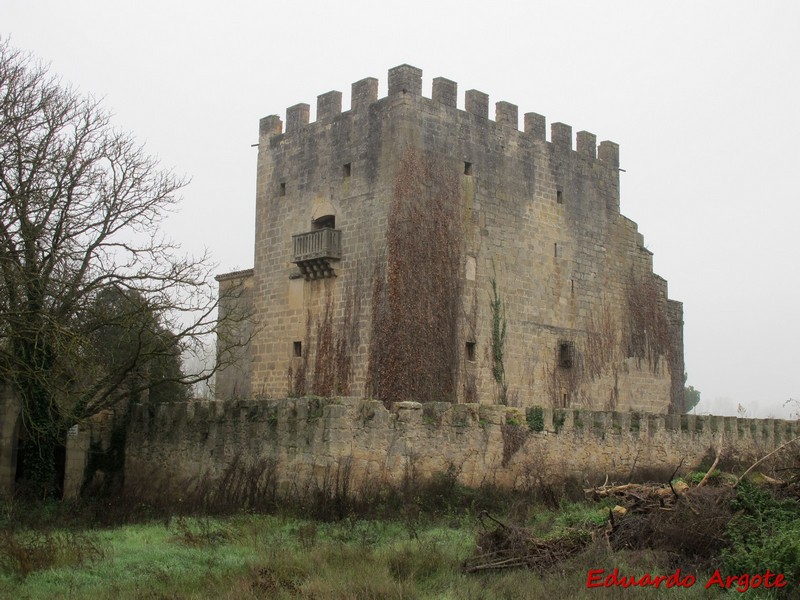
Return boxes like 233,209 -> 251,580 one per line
0,39 -> 244,494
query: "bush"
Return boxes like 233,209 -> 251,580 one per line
722,480 -> 800,596
526,407 -> 544,432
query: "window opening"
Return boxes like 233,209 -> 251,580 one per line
464,162 -> 473,175
279,182 -> 286,196
556,188 -> 563,204
312,215 -> 335,230
343,163 -> 351,177
293,341 -> 302,357
558,340 -> 574,368
466,341 -> 476,362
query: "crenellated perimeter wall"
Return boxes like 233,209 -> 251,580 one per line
125,397 -> 799,493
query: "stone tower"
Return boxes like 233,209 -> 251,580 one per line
216,64 -> 684,413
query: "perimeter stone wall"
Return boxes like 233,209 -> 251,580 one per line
125,397 -> 798,493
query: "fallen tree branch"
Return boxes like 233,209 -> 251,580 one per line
697,451 -> 721,488
735,434 -> 800,487
668,459 -> 684,500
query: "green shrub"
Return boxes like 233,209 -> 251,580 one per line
526,406 -> 545,432
552,502 -> 609,531
686,470 -> 720,485
722,481 -> 800,596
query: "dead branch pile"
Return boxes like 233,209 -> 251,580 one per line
602,485 -> 734,560
464,479 -> 732,574
582,460 -> 735,563
463,513 -> 591,573
585,480 -> 690,513
464,449 -> 800,575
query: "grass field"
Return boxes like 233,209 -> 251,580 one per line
2,464 -> 798,599
0,504 -> 740,600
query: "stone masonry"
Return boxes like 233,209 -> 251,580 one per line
125,397 -> 799,495
216,64 -> 684,413
0,380 -> 20,497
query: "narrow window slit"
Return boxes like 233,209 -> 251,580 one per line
466,341 -> 476,362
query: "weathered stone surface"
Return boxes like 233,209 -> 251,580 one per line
215,64 -> 684,414
124,397 -> 797,494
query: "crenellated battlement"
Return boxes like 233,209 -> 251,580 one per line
228,61 -> 682,423
126,396 -> 800,493
135,397 -> 800,444
257,64 -> 620,168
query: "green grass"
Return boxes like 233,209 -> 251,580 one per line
0,508 -> 742,600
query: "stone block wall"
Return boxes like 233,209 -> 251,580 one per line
0,380 -> 20,497
125,397 -> 798,495
0,380 -> 115,500
215,269 -> 256,400
216,64 -> 683,413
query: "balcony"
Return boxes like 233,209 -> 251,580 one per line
292,228 -> 342,280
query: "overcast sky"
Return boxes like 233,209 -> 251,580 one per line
3,0 -> 798,418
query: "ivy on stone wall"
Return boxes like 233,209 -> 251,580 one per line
334,264 -> 363,396
584,301 -> 619,380
287,312 -> 311,397
366,148 -> 463,405
489,274 -> 509,405
463,290 -> 478,404
288,272 -> 363,399
311,291 -> 336,397
625,273 -> 672,372
501,421 -> 528,467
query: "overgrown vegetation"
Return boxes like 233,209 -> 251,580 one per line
0,529 -> 105,580
625,273 -> 672,371
500,422 -> 528,467
723,479 -> 800,592
0,39 -> 250,497
1,457 -> 799,598
297,278 -> 363,398
526,406 -> 544,432
367,148 -> 463,405
489,273 -> 508,404
584,301 -> 618,381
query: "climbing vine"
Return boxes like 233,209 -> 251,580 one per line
289,271 -> 364,399
333,267 -> 362,396
366,148 -> 463,406
311,292 -> 336,397
489,273 -> 508,405
287,312 -> 311,397
584,301 -> 618,380
625,272 -> 671,372
463,289 -> 478,404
